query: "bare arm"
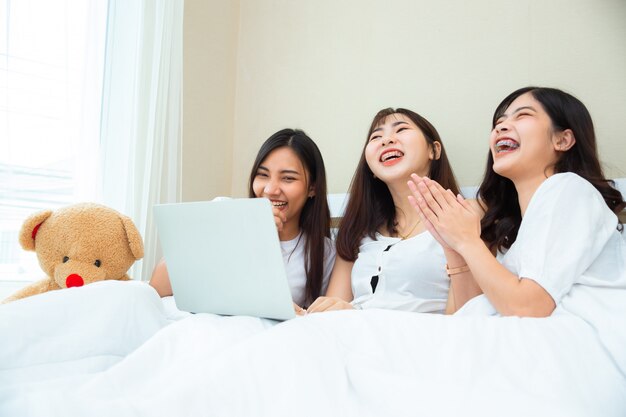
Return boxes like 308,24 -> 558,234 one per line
410,176 -> 555,317
443,248 -> 483,313
444,284 -> 456,314
306,255 -> 354,313
442,198 -> 485,313
456,239 -> 555,317
148,259 -> 173,297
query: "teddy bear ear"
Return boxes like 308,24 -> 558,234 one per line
18,210 -> 53,251
119,214 -> 144,260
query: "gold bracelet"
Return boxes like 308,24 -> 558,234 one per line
446,264 -> 470,277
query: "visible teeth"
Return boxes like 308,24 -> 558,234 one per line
381,150 -> 403,162
272,201 -> 287,207
495,139 -> 519,153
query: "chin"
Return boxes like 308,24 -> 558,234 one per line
492,161 -> 512,178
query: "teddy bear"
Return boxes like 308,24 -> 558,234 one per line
2,203 -> 144,303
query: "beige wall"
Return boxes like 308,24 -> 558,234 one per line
182,0 -> 239,201
184,0 -> 626,199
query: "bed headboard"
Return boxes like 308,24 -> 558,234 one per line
329,178 -> 626,227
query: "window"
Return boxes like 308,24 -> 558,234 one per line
0,0 -> 107,283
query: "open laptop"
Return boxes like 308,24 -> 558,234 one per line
153,198 -> 296,320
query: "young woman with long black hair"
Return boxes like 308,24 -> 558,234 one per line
308,108 -> 479,314
150,128 -> 335,311
410,86 -> 626,318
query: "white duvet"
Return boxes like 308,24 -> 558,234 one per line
1,280 -> 625,417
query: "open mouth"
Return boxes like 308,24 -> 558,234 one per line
380,150 -> 404,165
495,139 -> 520,154
271,200 -> 287,210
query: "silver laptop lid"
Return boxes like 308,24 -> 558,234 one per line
153,198 -> 296,320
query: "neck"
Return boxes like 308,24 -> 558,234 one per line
386,180 -> 420,228
278,221 -> 300,241
514,174 -> 552,216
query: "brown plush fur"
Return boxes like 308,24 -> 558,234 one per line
2,203 -> 144,303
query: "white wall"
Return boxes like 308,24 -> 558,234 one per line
184,0 -> 626,198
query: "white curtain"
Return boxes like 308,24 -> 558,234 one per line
99,0 -> 184,281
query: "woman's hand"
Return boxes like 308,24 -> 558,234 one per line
407,182 -> 452,251
293,302 -> 307,316
408,175 -> 481,253
306,296 -> 354,313
272,207 -> 287,233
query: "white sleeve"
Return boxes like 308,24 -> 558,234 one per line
516,174 -> 618,302
321,238 -> 337,295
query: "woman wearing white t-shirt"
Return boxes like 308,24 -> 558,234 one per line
409,86 -> 626,326
150,128 -> 336,311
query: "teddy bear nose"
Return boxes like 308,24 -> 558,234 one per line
66,274 -> 84,288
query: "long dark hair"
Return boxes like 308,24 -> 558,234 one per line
336,108 -> 460,261
479,86 -> 625,252
248,129 -> 330,306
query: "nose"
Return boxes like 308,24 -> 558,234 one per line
66,274 -> 84,288
263,179 -> 280,196
495,121 -> 509,133
381,133 -> 396,147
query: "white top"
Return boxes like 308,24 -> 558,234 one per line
281,233 -> 336,307
351,231 -> 449,313
461,173 -> 626,374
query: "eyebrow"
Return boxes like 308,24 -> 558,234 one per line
370,120 -> 410,135
498,105 -> 537,120
257,165 -> 301,176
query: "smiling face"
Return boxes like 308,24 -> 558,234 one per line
252,146 -> 313,235
490,92 -> 570,183
364,113 -> 440,185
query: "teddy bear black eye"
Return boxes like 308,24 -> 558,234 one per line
94,260 -> 101,267
63,256 -> 69,263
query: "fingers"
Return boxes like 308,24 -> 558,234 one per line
273,217 -> 283,232
457,195 -> 482,235
409,175 -> 448,216
422,176 -> 458,208
306,297 -> 352,314
272,207 -> 287,232
456,194 -> 474,212
407,186 -> 440,227
306,296 -> 327,313
307,297 -> 337,313
409,195 -> 450,249
408,176 -> 436,216
293,302 -> 306,316
323,303 -> 353,312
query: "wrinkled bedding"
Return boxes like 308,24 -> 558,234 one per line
1,281 -> 625,417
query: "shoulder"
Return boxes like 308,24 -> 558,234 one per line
542,173 -> 597,197
526,173 -> 615,229
533,173 -> 606,212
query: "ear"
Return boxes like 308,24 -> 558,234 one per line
119,214 -> 144,260
18,210 -> 53,251
429,141 -> 442,160
554,129 -> 576,152
308,183 -> 315,198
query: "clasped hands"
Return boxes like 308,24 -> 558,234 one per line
407,174 -> 481,253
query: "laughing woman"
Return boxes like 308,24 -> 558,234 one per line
150,128 -> 336,312
409,87 -> 626,329
308,108 -> 480,314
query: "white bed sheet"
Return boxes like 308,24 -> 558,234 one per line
1,281 -> 625,417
